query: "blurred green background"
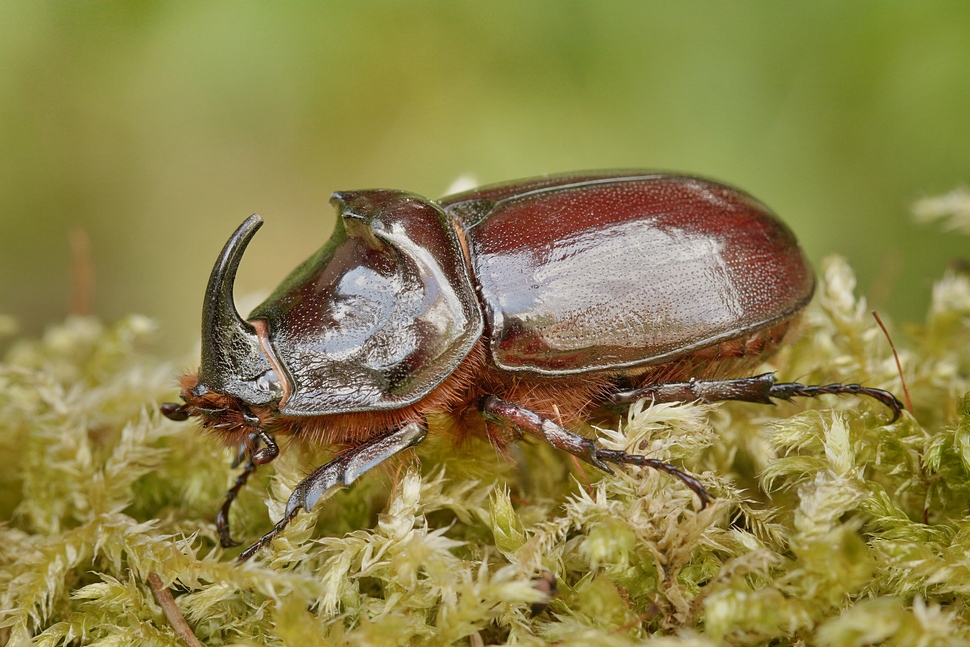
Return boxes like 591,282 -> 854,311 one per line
2,2 -> 968,354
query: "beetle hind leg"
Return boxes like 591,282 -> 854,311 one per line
480,395 -> 711,508
236,422 -> 428,563
611,372 -> 903,422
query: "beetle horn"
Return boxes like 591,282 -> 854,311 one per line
197,214 -> 273,403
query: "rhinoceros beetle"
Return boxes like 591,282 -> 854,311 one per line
161,171 -> 902,562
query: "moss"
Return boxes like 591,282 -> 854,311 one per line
4,217 -> 970,646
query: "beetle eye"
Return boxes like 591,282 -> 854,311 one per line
255,369 -> 283,396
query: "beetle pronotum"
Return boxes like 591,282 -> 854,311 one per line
161,172 -> 901,562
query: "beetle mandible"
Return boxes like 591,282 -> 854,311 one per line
161,172 -> 902,562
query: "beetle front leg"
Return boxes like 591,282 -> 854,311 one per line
217,459 -> 256,547
216,430 -> 280,547
236,422 -> 428,563
481,396 -> 711,508
611,372 -> 903,422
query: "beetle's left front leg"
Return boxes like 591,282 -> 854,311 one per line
217,427 -> 280,548
481,396 -> 711,507
237,422 -> 428,562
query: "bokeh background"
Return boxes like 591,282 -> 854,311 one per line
2,2 -> 968,354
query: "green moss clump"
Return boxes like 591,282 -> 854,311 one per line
3,222 -> 970,645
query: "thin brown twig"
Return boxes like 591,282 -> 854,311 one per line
569,454 -> 594,495
148,572 -> 204,647
69,227 -> 95,316
872,310 -> 914,415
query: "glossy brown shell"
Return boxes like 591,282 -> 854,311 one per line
244,173 -> 814,416
443,173 -> 815,375
248,190 -> 483,416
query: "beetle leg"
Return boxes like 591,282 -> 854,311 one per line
611,372 -> 903,422
218,431 -> 280,547
217,458 -> 256,547
252,430 -> 280,465
236,422 -> 428,563
481,396 -> 711,508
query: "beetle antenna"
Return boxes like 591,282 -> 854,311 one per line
160,402 -> 190,421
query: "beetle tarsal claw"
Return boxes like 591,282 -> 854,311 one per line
236,507 -> 300,563
594,449 -> 713,509
611,372 -> 904,421
766,381 -> 904,423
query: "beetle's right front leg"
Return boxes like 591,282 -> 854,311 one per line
236,422 -> 428,563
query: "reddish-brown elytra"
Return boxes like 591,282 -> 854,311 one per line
162,171 -> 902,562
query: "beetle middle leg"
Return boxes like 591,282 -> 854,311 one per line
237,422 -> 428,563
611,372 -> 903,422
481,396 -> 711,507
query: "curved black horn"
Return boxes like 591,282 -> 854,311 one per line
197,214 -> 274,404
